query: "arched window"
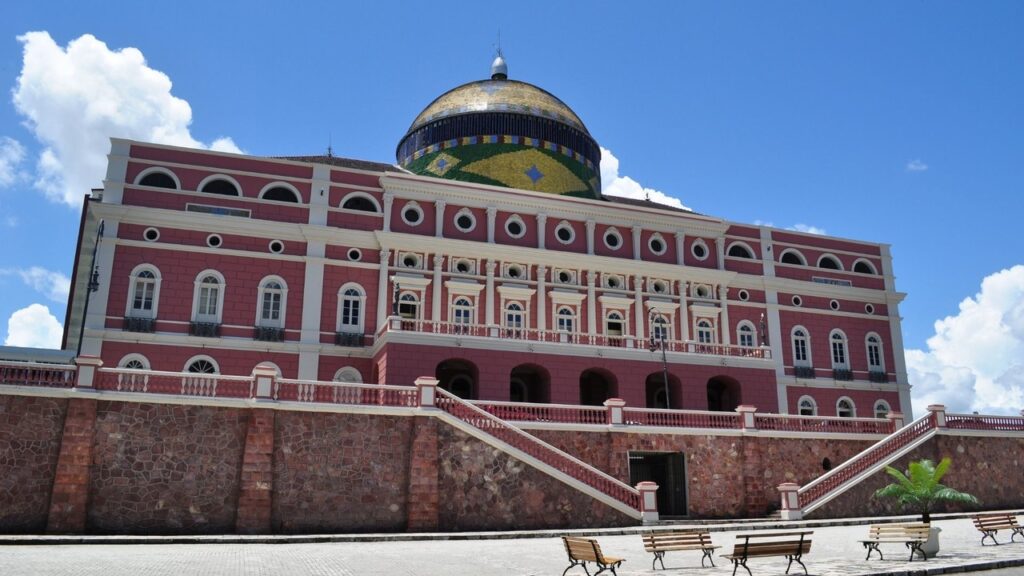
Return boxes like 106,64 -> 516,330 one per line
118,354 -> 150,370
727,243 -> 755,259
452,297 -> 474,326
853,259 -> 878,275
696,319 -> 715,344
651,313 -> 669,342
817,254 -> 843,270
185,355 -> 219,374
257,277 -> 287,328
192,271 -> 225,323
135,168 -> 179,189
874,400 -> 891,419
505,302 -> 525,336
737,321 -> 756,347
338,284 -> 366,332
791,327 -> 811,366
398,292 -> 420,319
556,306 -> 575,333
259,184 -> 300,203
780,249 -> 806,266
830,330 -> 849,369
866,333 -> 884,371
127,265 -> 160,319
341,192 -> 380,212
199,176 -> 241,196
333,366 -> 363,383
798,396 -> 817,416
606,312 -> 624,336
837,397 -> 856,418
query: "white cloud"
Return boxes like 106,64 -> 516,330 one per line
12,32 -> 241,206
3,267 -> 71,302
906,265 -> 1024,416
754,220 -> 827,236
4,303 -> 63,348
0,137 -> 27,187
906,159 -> 928,172
600,147 -> 691,211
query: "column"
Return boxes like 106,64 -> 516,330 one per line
675,232 -> 686,266
881,245 -> 912,419
486,206 -> 497,243
537,265 -> 548,331
81,220 -> 118,356
434,200 -> 446,238
778,483 -> 802,520
536,213 -> 547,249
760,227 -> 775,277
308,164 -> 331,226
678,280 -> 690,342
431,255 -> 444,322
715,237 -> 725,270
235,409 -> 275,534
586,271 -> 597,335
632,226 -> 642,260
766,289 -> 787,412
633,274 -> 645,341
46,398 -> 97,533
376,249 -> 391,328
299,240 -> 326,380
485,259 -> 496,326
382,193 -> 394,232
719,285 -> 731,346
585,220 -> 596,255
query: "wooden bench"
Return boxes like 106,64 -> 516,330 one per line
642,529 -> 719,569
561,536 -> 625,576
721,530 -> 812,576
973,513 -> 1024,545
859,522 -> 931,561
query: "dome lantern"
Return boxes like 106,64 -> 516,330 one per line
490,52 -> 508,80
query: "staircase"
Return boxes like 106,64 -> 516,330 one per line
785,411 -> 938,519
432,388 -> 647,520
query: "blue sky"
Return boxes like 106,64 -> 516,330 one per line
1,1 -> 1021,413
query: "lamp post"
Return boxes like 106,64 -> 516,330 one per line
76,220 -> 104,356
392,281 -> 400,316
648,311 -> 672,409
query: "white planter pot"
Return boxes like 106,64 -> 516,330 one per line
921,526 -> 942,558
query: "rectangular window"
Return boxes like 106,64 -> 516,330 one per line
794,339 -> 807,362
198,286 -> 218,317
831,342 -> 846,366
132,282 -> 153,313
261,293 -> 281,321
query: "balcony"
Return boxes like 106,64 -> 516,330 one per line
254,326 -> 285,342
377,318 -> 772,360
868,370 -> 889,384
794,366 -> 816,379
123,316 -> 155,333
335,331 -> 368,347
833,368 -> 854,381
189,322 -> 220,338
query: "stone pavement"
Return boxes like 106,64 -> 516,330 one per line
2,517 -> 1024,576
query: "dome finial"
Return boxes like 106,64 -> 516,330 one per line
490,33 -> 507,80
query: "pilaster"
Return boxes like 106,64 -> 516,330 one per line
235,409 -> 275,534
46,398 -> 97,533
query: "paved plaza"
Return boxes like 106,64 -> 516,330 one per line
2,517 -> 1024,575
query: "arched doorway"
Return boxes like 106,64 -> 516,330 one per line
645,372 -> 681,409
436,359 -> 478,399
579,368 -> 617,406
706,375 -> 741,412
510,364 -> 550,403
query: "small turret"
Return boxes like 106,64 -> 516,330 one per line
490,52 -> 508,80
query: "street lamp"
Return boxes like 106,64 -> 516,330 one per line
647,310 -> 672,409
392,281 -> 400,316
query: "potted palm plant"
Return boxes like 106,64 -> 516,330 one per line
874,457 -> 979,557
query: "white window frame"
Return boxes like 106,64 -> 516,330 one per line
191,270 -> 226,324
605,311 -> 626,337
554,221 -> 575,245
736,321 -> 757,348
830,329 -> 849,369
453,208 -> 477,232
183,354 -> 220,374
648,233 -> 667,255
398,291 -> 421,320
504,302 -> 526,334
401,201 -> 424,226
556,306 -> 576,333
197,174 -> 242,196
817,253 -> 845,271
337,283 -> 367,333
450,296 -> 476,326
873,399 -> 891,419
853,258 -> 878,275
836,397 -> 856,418
257,182 -> 302,203
695,318 -> 716,344
797,395 -> 817,416
256,275 -> 288,329
779,248 -> 807,266
125,264 -> 161,319
333,366 -> 363,383
791,326 -> 812,367
340,191 -> 382,213
118,353 -> 151,370
866,332 -> 885,371
691,238 -> 710,261
134,166 -> 181,189
504,214 -> 526,238
603,227 -> 623,251
650,312 -> 672,342
727,241 -> 756,259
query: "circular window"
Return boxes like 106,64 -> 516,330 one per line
206,234 -> 222,248
738,289 -> 750,302
649,235 -> 666,255
143,227 -> 160,242
347,248 -> 362,262
692,240 -> 708,260
652,280 -> 667,294
865,303 -> 875,315
607,276 -> 621,289
695,285 -> 710,299
402,254 -> 419,268
830,299 -> 841,311
603,229 -> 622,250
455,259 -> 472,273
505,216 -> 525,238
792,295 -> 803,307
401,203 -> 423,226
558,270 -> 572,283
268,240 -> 284,254
555,222 -> 575,244
455,210 -> 476,232
507,265 -> 523,279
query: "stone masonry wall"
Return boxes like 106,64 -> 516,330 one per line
88,402 -> 248,534
0,396 -> 67,533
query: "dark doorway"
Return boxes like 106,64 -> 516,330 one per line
579,369 -> 616,406
706,375 -> 741,412
644,372 -> 681,409
628,451 -> 687,517
436,359 -> 478,399
510,364 -> 550,403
